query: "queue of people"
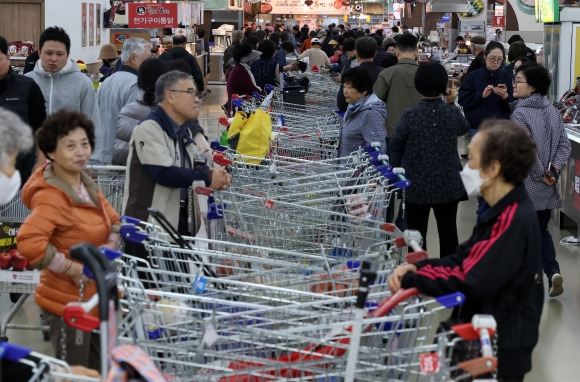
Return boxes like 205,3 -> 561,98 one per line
0,22 -> 569,382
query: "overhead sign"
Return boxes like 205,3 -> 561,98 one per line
128,3 -> 178,28
261,0 -> 350,15
535,0 -> 560,23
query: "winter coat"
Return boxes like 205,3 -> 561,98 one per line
373,47 -> 390,67
113,97 -> 155,165
458,66 -> 514,131
226,64 -> 264,111
298,46 -> 330,71
26,58 -> 100,131
337,62 -> 384,112
0,66 -> 46,183
250,57 -> 279,89
338,94 -> 386,157
17,165 -> 121,317
373,58 -> 423,137
123,106 -> 211,231
402,184 -> 544,377
159,47 -> 205,92
94,66 -> 139,164
511,93 -> 571,211
390,98 -> 469,205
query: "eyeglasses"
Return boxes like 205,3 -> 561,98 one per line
169,89 -> 200,98
512,79 -> 527,86
487,56 -> 503,63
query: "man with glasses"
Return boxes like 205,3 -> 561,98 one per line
123,70 -> 231,237
458,41 -> 513,139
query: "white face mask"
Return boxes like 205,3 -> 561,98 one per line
0,171 -> 21,206
459,163 -> 486,197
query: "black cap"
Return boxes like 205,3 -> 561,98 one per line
0,36 -> 7,55
508,34 -> 523,45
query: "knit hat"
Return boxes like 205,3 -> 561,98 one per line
507,34 -> 523,45
0,37 -> 7,55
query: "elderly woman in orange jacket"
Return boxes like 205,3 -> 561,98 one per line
17,110 -> 121,370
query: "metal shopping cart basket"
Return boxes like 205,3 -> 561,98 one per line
113,258 -> 497,382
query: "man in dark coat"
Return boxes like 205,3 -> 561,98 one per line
159,35 -> 205,93
0,36 -> 46,183
337,37 -> 383,112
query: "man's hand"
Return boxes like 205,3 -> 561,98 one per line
388,264 -> 417,294
209,167 -> 232,191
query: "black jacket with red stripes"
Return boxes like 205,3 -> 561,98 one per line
402,184 -> 544,377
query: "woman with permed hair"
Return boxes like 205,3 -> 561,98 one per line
17,109 -> 121,369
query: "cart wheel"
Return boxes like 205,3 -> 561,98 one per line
39,314 -> 50,342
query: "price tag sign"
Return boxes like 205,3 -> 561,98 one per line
420,353 -> 440,374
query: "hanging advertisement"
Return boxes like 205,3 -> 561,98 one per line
127,3 -> 179,28
261,0 -> 350,16
82,3 -> 87,47
89,3 -> 95,46
96,4 -> 101,45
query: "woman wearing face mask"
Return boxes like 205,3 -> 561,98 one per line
389,120 -> 544,382
511,64 -> 571,297
16,110 -> 121,369
0,108 -> 34,205
458,41 -> 514,139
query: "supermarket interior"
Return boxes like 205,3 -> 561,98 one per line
1,0 -> 580,380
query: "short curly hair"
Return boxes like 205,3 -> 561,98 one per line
37,110 -> 95,160
478,119 -> 537,185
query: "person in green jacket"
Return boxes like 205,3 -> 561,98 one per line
373,33 -> 423,155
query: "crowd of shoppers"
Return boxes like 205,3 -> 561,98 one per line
0,21 -> 568,381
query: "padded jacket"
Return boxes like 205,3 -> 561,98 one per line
17,165 -> 121,317
458,66 -> 514,131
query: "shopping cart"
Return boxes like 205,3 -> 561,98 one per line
114,259 -> 496,382
0,191 -> 48,342
120,209 -> 428,298
84,165 -> 126,214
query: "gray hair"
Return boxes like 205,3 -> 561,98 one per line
121,38 -> 150,63
0,108 -> 34,166
155,70 -> 196,103
232,30 -> 243,44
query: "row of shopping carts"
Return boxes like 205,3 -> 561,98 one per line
94,78 -> 496,380
1,71 -> 499,380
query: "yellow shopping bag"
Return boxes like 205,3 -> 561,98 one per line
227,109 -> 272,164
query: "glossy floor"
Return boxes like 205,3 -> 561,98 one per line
1,85 -> 578,381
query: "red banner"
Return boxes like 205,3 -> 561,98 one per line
128,3 -> 178,28
494,16 -> 505,27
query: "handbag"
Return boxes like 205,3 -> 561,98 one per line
227,109 -> 272,164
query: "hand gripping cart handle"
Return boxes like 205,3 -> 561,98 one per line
62,243 -> 119,378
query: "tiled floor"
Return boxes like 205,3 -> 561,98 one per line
1,84 -> 578,380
